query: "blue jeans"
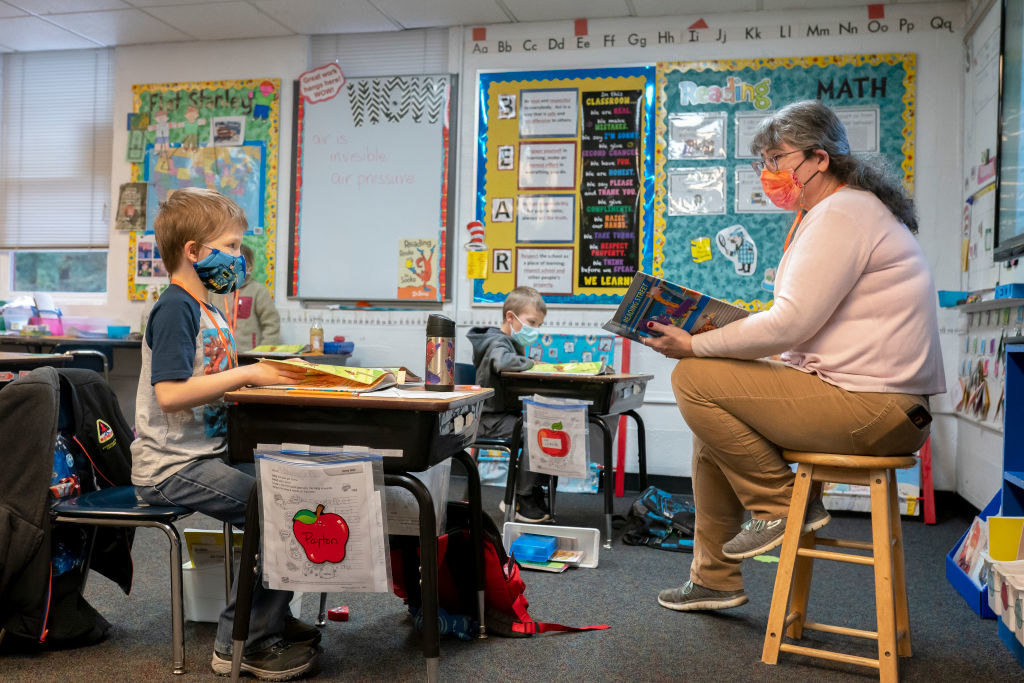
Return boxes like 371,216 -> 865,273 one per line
136,458 -> 294,655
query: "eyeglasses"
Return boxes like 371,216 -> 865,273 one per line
750,149 -> 806,173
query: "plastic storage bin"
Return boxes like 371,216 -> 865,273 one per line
503,522 -> 601,568
995,283 -> 1024,299
509,533 -> 557,563
182,561 -> 302,623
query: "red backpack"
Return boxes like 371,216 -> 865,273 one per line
391,502 -> 609,637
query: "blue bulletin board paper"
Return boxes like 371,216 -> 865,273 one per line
654,55 -> 916,311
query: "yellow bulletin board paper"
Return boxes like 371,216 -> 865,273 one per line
473,67 -> 656,306
127,78 -> 281,301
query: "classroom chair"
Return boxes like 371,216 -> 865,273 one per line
761,450 -> 916,682
52,343 -> 113,382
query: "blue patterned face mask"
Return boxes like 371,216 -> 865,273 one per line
193,247 -> 246,294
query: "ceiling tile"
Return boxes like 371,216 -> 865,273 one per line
7,0 -> 129,13
372,0 -> 509,29
126,0 -> 234,5
0,15 -> 99,49
144,0 -> 292,40
631,0 -> 758,15
0,1 -> 29,17
47,8 -> 190,45
250,0 -> 397,34
500,0 -> 630,22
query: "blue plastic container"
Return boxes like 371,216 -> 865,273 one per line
937,290 -> 971,308
324,340 -> 354,355
510,533 -> 557,563
995,283 -> 1024,300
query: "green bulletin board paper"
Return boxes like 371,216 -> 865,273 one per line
654,55 -> 915,311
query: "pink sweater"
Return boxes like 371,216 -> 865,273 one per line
692,187 -> 946,396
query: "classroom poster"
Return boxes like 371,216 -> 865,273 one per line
126,78 -> 281,301
654,55 -> 915,311
475,67 -> 655,305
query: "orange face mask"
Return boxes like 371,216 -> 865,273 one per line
760,158 -> 818,211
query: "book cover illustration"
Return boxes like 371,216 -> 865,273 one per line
603,272 -> 749,343
524,361 -> 607,375
257,358 -> 397,392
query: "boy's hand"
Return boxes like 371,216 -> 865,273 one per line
642,322 -> 694,359
244,362 -> 307,387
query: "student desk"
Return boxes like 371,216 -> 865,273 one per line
0,334 -> 141,353
223,386 -> 493,683
0,351 -> 73,383
498,371 -> 653,548
236,350 -> 352,366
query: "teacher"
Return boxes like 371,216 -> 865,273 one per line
645,100 -> 945,612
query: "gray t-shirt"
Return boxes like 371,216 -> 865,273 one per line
130,284 -> 236,486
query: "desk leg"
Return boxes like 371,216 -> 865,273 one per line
452,450 -> 487,639
231,485 -> 261,682
589,415 -> 614,550
384,474 -> 439,683
502,416 -> 523,526
623,410 -> 649,490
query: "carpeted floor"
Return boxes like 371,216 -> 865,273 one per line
2,484 -> 1021,682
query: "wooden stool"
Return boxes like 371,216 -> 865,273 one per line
761,451 -> 916,682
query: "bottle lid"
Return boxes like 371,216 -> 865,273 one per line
426,313 -> 455,337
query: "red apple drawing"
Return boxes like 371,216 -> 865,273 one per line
537,421 -> 571,457
292,504 -> 349,564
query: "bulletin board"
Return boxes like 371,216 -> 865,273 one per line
474,67 -> 656,305
288,74 -> 455,303
126,78 -> 281,301
654,54 -> 916,311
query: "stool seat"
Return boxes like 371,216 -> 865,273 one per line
783,450 -> 917,470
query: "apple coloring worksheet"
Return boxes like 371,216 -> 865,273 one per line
256,452 -> 389,593
523,397 -> 589,479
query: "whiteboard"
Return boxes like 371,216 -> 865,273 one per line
289,74 -> 455,302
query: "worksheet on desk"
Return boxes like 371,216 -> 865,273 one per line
255,453 -> 390,593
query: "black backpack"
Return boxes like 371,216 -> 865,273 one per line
620,486 -> 696,553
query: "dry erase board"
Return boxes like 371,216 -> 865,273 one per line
288,74 -> 455,303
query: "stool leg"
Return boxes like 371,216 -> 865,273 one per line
762,462 -> 814,665
787,481 -> 822,639
888,469 -> 912,657
869,469 -> 899,683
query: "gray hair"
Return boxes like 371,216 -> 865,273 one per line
750,100 -> 917,233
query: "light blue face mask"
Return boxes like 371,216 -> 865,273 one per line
193,246 -> 246,294
511,312 -> 539,347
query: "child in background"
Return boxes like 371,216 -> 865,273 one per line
467,286 -> 550,522
219,243 -> 281,352
130,187 -> 317,680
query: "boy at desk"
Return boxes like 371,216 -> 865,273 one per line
467,286 -> 550,522
130,187 -> 318,680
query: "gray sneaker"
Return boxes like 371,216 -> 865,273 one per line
722,498 -> 831,560
658,580 -> 748,611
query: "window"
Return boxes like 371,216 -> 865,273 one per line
0,49 -> 113,293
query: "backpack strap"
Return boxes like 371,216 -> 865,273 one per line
509,594 -> 609,633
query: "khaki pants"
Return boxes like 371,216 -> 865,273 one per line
670,357 -> 930,591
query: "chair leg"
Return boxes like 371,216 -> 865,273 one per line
154,521 -> 186,675
869,469 -> 899,683
623,410 -> 648,490
223,522 -> 234,603
317,593 -> 328,627
787,480 -> 822,639
503,417 -> 523,525
887,469 -> 912,657
762,462 -> 814,665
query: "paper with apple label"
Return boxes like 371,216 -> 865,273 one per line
254,446 -> 390,593
257,358 -> 398,392
523,396 -> 589,479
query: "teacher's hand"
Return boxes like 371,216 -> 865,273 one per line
642,321 -> 694,359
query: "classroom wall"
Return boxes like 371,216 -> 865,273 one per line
452,3 -> 967,487
33,2 -> 971,495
